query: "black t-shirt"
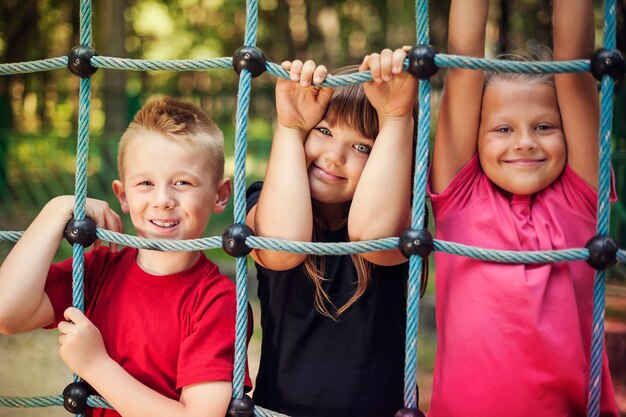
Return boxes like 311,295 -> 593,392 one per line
247,181 -> 408,417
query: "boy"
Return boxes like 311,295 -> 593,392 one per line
0,97 -> 252,417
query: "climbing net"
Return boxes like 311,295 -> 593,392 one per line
1,0 -> 625,416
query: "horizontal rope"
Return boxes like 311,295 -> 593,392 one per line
0,394 -> 110,409
0,57 -> 68,75
0,394 -> 285,417
0,54 -> 591,78
0,231 -> 23,242
97,229 -> 222,251
0,229 -> 617,266
91,56 -> 233,72
435,54 -> 590,73
435,240 -> 588,263
255,405 -> 290,417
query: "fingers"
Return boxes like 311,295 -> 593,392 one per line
362,48 -> 407,82
63,307 -> 86,325
392,48 -> 408,74
282,60 -> 327,87
85,198 -> 123,252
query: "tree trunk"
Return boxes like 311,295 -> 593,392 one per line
100,0 -> 128,134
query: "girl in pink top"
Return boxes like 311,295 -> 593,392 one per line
427,0 -> 619,416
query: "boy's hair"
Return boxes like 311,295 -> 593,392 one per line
117,96 -> 225,182
304,65 -> 425,319
484,51 -> 555,88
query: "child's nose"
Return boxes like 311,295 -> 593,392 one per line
154,187 -> 176,209
322,145 -> 346,166
514,131 -> 538,151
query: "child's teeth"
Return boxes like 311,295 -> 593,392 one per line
152,220 -> 177,227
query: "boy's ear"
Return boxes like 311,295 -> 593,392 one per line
212,177 -> 232,214
112,180 -> 130,214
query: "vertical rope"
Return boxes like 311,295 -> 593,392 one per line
68,2 -> 93,416
231,0 -> 260,400
403,0 -> 430,409
71,0 -> 93,322
587,1 -> 616,415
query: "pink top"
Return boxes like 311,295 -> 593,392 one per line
427,156 -> 618,417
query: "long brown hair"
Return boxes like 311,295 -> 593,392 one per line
304,66 -> 427,318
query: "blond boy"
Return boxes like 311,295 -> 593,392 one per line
0,97 -> 252,417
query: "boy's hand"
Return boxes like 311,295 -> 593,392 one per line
275,60 -> 333,134
84,198 -> 124,252
58,307 -> 110,379
360,47 -> 418,123
48,196 -> 124,252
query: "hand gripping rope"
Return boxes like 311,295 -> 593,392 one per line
0,0 -> 625,416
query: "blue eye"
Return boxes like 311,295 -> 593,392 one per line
316,127 -> 332,136
353,143 -> 372,154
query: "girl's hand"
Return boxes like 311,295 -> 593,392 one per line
360,47 -> 418,123
58,307 -> 110,380
275,60 -> 333,134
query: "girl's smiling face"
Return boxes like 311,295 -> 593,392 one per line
304,120 -> 374,206
478,80 -> 566,196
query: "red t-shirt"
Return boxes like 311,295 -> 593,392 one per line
45,246 -> 252,417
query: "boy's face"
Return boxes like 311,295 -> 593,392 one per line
112,131 -> 230,241
478,81 -> 566,196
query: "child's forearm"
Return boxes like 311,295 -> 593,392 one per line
0,196 -> 73,333
349,115 -> 413,239
553,0 -> 594,60
83,357 -> 232,417
253,124 -> 312,269
349,116 -> 413,265
448,0 -> 488,57
553,0 -> 599,189
431,0 -> 488,194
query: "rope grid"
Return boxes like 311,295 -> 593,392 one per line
0,0 -> 623,416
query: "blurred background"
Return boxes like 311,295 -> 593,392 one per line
0,0 -> 625,415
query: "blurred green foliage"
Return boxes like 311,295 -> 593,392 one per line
0,0 -> 625,277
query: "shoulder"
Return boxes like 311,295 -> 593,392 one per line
428,155 -> 494,218
539,165 -> 604,216
188,255 -> 238,304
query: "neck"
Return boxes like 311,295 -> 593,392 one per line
135,249 -> 201,275
313,201 -> 350,230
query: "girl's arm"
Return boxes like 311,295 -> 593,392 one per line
430,0 -> 488,194
553,0 -> 599,189
58,308 -> 231,417
348,48 -> 416,266
0,196 -> 122,334
246,60 -> 333,271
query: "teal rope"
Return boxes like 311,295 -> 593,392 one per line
436,54 -> 589,73
0,231 -> 24,242
91,56 -> 233,71
0,394 -> 111,408
230,0 -> 259,400
0,55 -> 590,78
403,0 -> 431,405
0,229 -> 604,264
0,0 -> 622,415
97,229 -> 223,251
0,57 -> 68,74
587,0 -> 618,414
